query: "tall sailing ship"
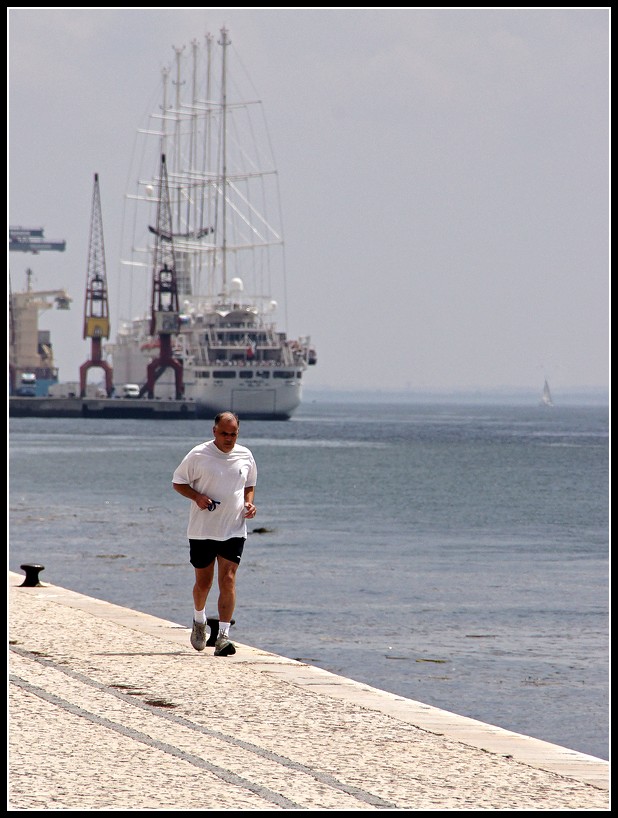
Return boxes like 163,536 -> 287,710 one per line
108,28 -> 316,419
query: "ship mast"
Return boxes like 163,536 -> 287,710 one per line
219,26 -> 230,297
79,173 -> 114,397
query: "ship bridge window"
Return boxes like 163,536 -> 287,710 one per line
273,370 -> 294,379
256,371 -> 270,379
196,371 -> 210,378
239,370 -> 253,379
213,370 -> 237,378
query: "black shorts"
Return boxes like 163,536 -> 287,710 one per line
189,537 -> 245,568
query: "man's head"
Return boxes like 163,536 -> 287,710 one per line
213,411 -> 240,453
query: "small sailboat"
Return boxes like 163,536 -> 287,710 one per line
540,379 -> 554,407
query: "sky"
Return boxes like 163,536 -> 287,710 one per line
8,8 -> 610,396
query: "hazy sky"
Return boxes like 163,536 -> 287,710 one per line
9,8 -> 609,394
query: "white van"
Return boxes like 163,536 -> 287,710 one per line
122,384 -> 141,399
16,372 -> 37,397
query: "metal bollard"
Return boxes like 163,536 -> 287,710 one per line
206,617 -> 235,646
19,563 -> 45,587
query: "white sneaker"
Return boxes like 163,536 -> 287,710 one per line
214,634 -> 236,656
190,620 -> 207,651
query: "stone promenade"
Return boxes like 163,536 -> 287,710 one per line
8,571 -> 609,810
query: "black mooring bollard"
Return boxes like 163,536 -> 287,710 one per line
19,563 -> 45,587
206,617 -> 236,646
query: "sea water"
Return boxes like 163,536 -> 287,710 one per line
9,400 -> 609,760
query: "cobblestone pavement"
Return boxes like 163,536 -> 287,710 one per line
8,573 -> 609,811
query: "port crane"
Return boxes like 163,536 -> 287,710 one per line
143,154 -> 184,399
79,173 -> 114,397
9,226 -> 66,254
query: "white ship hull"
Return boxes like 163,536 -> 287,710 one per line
195,377 -> 301,420
111,337 -> 305,419
144,372 -> 303,420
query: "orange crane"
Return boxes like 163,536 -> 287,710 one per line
144,154 -> 183,399
79,173 -> 114,397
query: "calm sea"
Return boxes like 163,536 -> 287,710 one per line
9,399 -> 609,760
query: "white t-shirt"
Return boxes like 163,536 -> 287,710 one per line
172,440 -> 257,541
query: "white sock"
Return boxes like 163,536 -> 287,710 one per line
218,621 -> 230,638
194,609 -> 206,624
